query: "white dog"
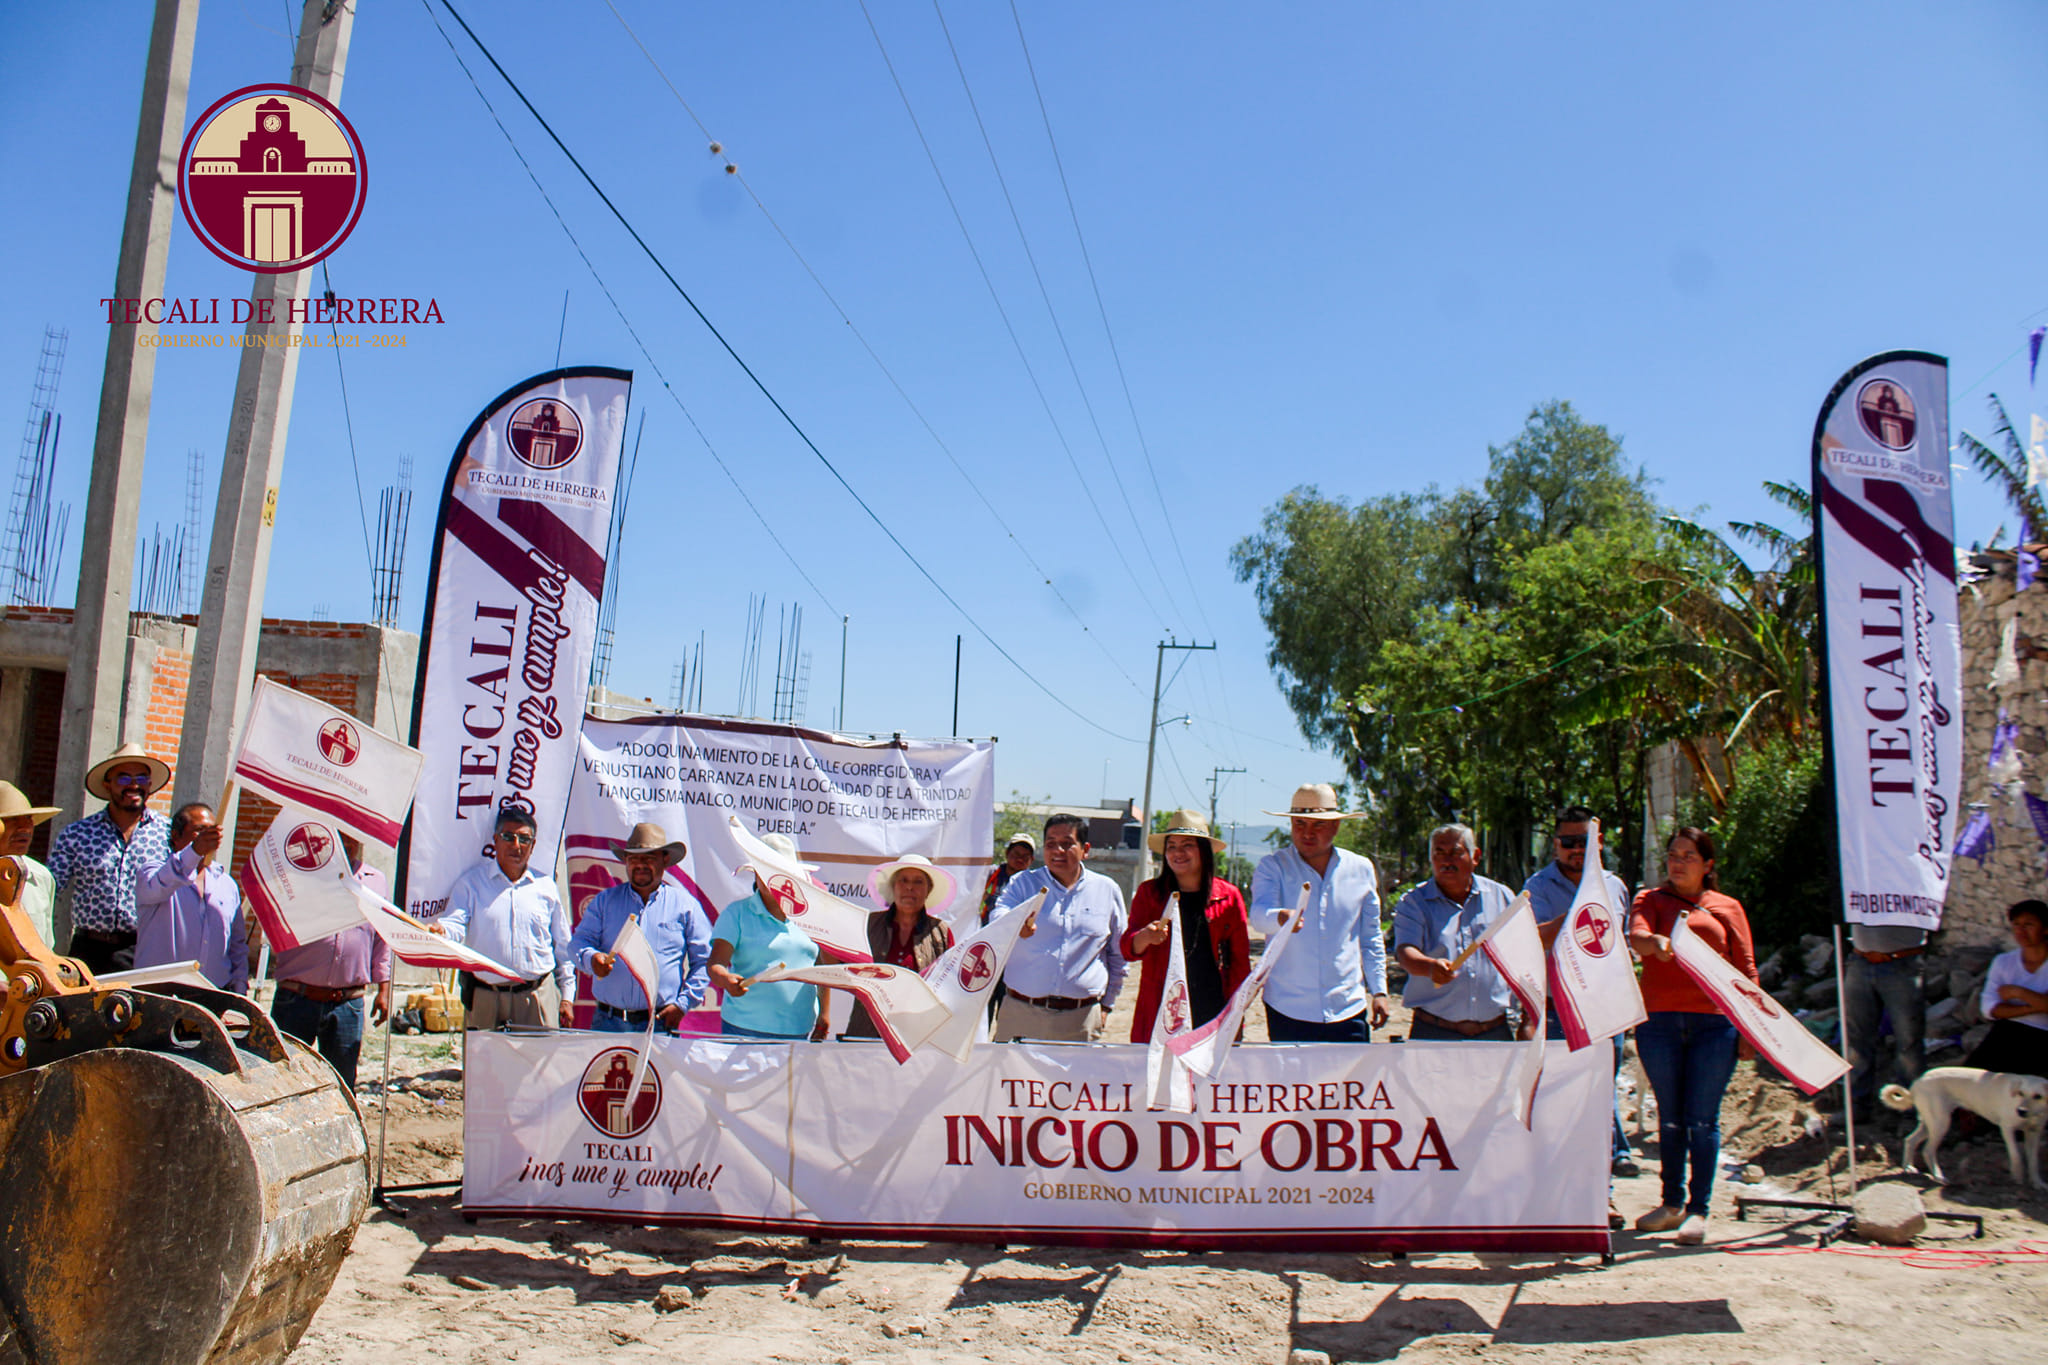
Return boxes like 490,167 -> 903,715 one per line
1880,1067 -> 2048,1190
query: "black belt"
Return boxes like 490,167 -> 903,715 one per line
477,975 -> 545,994
1412,1007 -> 1508,1037
596,1003 -> 650,1024
76,928 -> 136,945
1011,991 -> 1101,1012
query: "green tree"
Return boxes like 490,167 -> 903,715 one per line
992,790 -> 1049,859
1957,394 -> 2046,536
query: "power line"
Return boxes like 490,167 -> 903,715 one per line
928,0 -> 1185,624
1003,0 -> 1214,642
431,0 -> 1137,743
855,0 -> 1169,632
417,0 -> 839,616
595,0 -> 1143,697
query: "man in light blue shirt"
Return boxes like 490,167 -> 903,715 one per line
439,805 -> 574,1030
1249,783 -> 1389,1042
134,802 -> 247,993
1524,804 -> 1638,1175
571,822 -> 712,1034
994,814 -> 1127,1043
1393,824 -> 1518,1042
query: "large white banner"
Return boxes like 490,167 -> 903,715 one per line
1814,353 -> 1958,930
463,1035 -> 1609,1253
402,367 -> 632,918
564,715 -> 994,930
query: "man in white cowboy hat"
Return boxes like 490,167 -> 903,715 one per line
993,813 -> 1128,1043
0,780 -> 62,949
135,802 -> 248,994
47,741 -> 174,976
1248,783 -> 1389,1042
570,822 -> 713,1034
1392,823 -> 1519,1042
438,803 -> 575,1030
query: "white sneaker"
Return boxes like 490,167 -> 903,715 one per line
1634,1205 -> 1685,1232
1674,1214 -> 1707,1245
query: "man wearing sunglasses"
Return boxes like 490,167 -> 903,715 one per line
1524,804 -> 1640,1180
47,742 -> 174,976
436,803 -> 574,1030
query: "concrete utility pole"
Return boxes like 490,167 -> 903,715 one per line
1138,638 -> 1213,880
1207,766 -> 1245,832
175,0 -> 357,830
55,0 -> 203,834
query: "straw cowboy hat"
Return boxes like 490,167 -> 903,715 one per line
1146,808 -> 1225,855
0,782 -> 60,824
1262,782 -> 1367,821
611,822 -> 686,865
869,853 -> 957,913
84,742 -> 171,802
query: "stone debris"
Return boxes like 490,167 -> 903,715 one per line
1851,1184 -> 1927,1246
652,1283 -> 697,1313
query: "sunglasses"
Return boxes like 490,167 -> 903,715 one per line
497,832 -> 536,847
110,772 -> 154,788
1554,834 -> 1587,849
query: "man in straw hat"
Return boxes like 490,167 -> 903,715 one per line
47,742 -> 173,976
570,822 -> 712,1034
1248,783 -> 1389,1042
0,781 -> 61,950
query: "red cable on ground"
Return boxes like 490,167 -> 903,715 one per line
1722,1237 -> 2048,1270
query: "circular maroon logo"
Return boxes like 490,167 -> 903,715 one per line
1162,981 -> 1191,1035
845,964 -> 896,981
177,85 -> 366,274
507,398 -> 583,470
765,873 -> 810,918
283,822 -> 334,873
578,1048 -> 661,1139
957,942 -> 997,993
1731,978 -> 1782,1021
1855,377 -> 1917,451
317,717 -> 360,767
1572,905 -> 1615,957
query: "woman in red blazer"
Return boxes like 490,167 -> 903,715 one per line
1121,810 -> 1251,1043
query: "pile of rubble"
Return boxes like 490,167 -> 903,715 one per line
1756,935 -> 2005,1063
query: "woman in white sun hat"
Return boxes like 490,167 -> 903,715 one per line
839,854 -> 957,1039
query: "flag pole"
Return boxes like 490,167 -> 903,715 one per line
1834,923 -> 1858,1198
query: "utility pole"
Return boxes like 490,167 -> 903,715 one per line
175,0 -> 356,833
1208,766 -> 1245,831
951,633 -> 961,736
836,615 -> 848,731
1139,638 -> 1214,879
54,0 -> 201,841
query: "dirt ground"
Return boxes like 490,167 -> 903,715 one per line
291,1010 -> 2048,1365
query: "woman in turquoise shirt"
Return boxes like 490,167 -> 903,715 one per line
707,834 -> 823,1040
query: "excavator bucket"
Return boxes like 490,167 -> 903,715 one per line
0,858 -> 370,1364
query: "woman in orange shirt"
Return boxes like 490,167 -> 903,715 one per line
1625,826 -> 1757,1247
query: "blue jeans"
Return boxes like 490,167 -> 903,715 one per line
1635,1011 -> 1739,1215
272,991 -> 367,1090
594,1010 -> 677,1036
1545,1016 -> 1636,1161
1408,1018 -> 1513,1042
1266,1003 -> 1374,1042
1843,954 -> 1924,1101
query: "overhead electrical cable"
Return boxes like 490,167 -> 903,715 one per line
928,0 -> 1185,624
596,0 -> 1144,698
430,0 -> 1138,743
418,0 -> 839,616
854,0 -> 1169,633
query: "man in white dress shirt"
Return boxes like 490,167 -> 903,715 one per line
438,804 -> 574,1030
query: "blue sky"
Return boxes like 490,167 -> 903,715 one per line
4,1 -> 2045,838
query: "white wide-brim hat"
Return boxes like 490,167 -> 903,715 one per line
868,853 -> 957,914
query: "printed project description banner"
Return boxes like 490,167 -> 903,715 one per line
463,1035 -> 1610,1253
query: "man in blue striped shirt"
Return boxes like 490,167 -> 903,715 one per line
1393,824 -> 1518,1041
571,823 -> 712,1033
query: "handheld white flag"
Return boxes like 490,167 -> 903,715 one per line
241,808 -> 368,951
232,676 -> 423,848
1670,915 -> 1848,1095
610,913 -> 662,1116
725,818 -> 875,963
923,893 -> 1042,1063
1545,820 -> 1646,1050
352,885 -> 521,982
1168,882 -> 1309,1078
1472,891 -> 1547,1128
1145,894 -> 1197,1112
751,961 -> 950,1063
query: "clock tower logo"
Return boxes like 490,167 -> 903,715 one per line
177,84 -> 367,274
